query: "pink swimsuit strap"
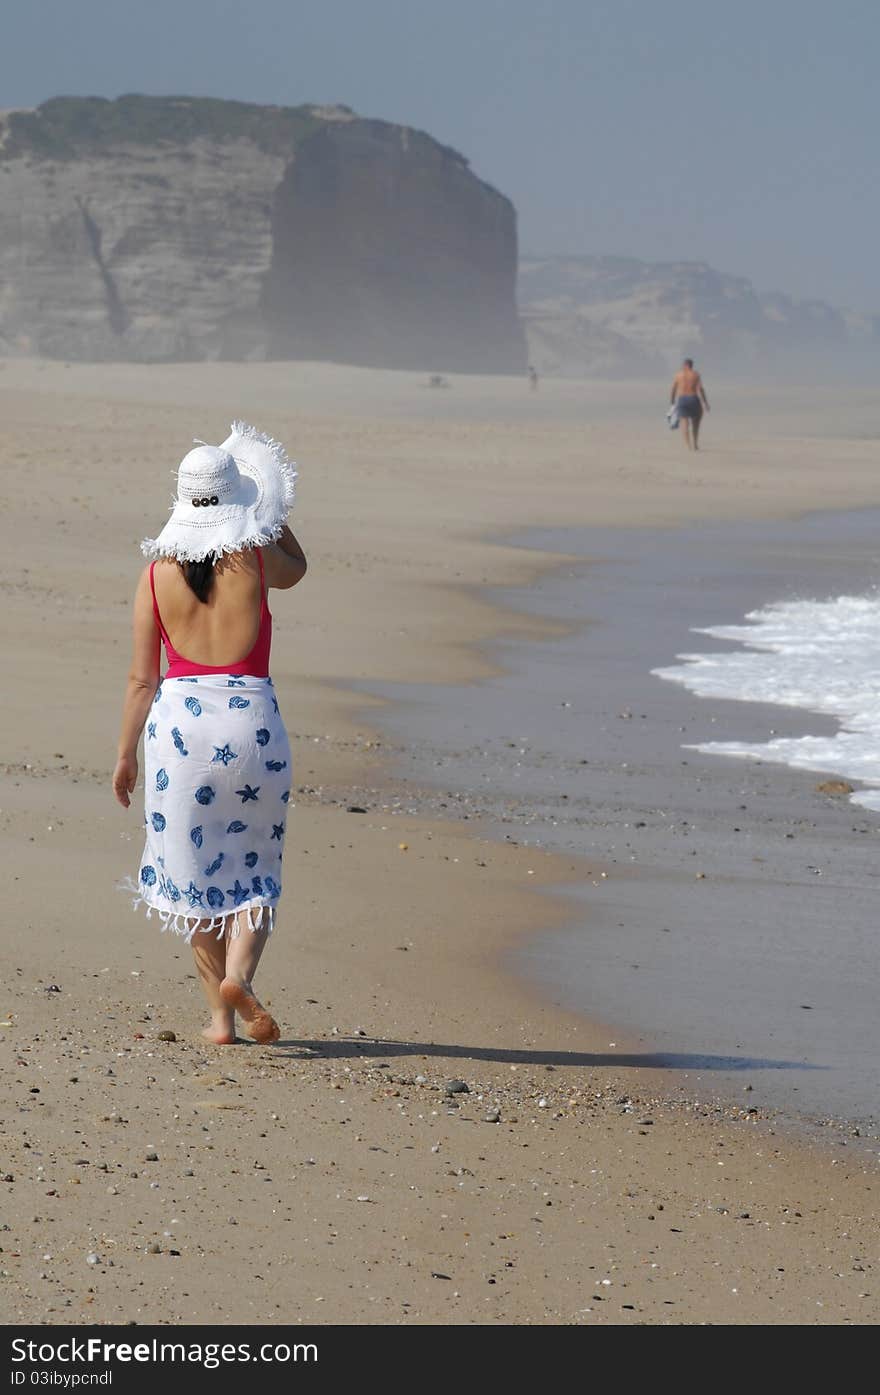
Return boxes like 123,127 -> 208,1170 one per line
149,551 -> 272,679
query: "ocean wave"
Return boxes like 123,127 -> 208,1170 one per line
652,591 -> 880,810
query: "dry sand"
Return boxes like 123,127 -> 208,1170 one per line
2,360 -> 880,1325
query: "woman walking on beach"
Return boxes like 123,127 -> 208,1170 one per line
113,423 -> 306,1045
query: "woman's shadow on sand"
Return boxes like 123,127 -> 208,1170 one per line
267,1036 -> 823,1073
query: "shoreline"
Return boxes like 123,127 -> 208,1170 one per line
357,508 -> 880,1143
4,360 -> 880,1323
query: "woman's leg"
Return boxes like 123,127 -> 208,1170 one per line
220,911 -> 280,1043
191,923 -> 237,1044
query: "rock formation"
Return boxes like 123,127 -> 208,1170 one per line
519,255 -> 877,377
0,95 -> 526,372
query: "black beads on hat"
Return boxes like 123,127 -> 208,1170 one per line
191,496 -> 220,508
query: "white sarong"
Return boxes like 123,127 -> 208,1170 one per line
126,674 -> 291,939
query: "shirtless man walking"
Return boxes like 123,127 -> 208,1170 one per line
670,358 -> 710,450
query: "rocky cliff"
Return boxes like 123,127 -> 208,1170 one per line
0,95 -> 525,371
519,255 -> 878,377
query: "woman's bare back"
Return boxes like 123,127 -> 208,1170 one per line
151,551 -> 263,667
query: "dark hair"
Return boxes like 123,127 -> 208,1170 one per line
684,357 -> 694,368
182,557 -> 216,604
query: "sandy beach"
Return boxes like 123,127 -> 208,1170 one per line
3,359 -> 880,1325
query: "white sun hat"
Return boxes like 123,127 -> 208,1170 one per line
141,421 -> 297,563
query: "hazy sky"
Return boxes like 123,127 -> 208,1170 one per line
5,1 -> 876,308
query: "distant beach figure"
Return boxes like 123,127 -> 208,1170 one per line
113,423 -> 306,1045
528,364 -> 539,391
670,358 -> 710,450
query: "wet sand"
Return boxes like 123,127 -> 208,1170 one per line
2,360 -> 880,1324
360,512 -> 880,1132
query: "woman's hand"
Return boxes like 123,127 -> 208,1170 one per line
113,754 -> 138,809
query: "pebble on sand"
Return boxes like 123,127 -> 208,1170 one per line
157,1030 -> 176,1042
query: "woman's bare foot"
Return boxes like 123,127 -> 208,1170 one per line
219,977 -> 280,1044
201,1009 -> 237,1045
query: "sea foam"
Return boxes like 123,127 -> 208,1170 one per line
652,592 -> 880,811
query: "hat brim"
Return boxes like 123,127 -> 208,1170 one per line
142,421 -> 297,563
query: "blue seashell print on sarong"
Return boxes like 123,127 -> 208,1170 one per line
185,882 -> 205,908
227,879 -> 251,906
132,673 -> 291,936
184,696 -> 202,716
212,743 -> 237,766
153,685 -> 162,703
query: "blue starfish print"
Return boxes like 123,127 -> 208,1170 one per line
147,721 -> 157,740
211,743 -> 238,766
226,878 -> 250,907
184,881 -> 205,908
235,784 -> 260,803
271,822 -> 285,841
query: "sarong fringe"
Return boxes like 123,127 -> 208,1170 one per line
119,878 -> 276,943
